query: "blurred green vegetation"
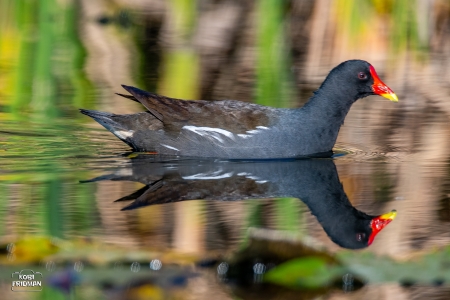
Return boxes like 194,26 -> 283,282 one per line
0,0 -> 94,119
158,0 -> 199,100
256,0 -> 293,108
264,244 -> 450,288
334,0 -> 428,55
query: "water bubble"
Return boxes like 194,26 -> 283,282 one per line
217,262 -> 229,275
342,273 -> 354,285
253,263 -> 265,284
130,262 -> 140,272
253,263 -> 266,275
74,261 -> 84,272
7,243 -> 15,253
149,259 -> 162,271
342,273 -> 354,292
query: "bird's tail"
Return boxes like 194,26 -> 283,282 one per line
79,109 -> 138,149
80,109 -> 163,152
79,109 -> 125,131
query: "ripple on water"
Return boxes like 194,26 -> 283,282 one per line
333,143 -> 412,162
0,119 -> 131,177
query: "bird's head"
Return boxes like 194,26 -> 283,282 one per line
330,60 -> 398,102
334,210 -> 397,249
327,209 -> 397,249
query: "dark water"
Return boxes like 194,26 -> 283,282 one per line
2,1 -> 450,299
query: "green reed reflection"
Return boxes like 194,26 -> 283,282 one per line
0,0 -> 96,243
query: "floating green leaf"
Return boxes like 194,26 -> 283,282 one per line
264,256 -> 343,289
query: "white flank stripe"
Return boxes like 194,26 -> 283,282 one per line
182,125 -> 235,142
182,172 -> 234,180
161,144 -> 179,151
246,129 -> 260,134
256,126 -> 269,130
237,172 -> 264,182
210,135 -> 224,143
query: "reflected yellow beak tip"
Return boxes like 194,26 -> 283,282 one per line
381,93 -> 399,102
380,209 -> 397,220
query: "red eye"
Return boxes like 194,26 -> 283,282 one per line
358,72 -> 367,80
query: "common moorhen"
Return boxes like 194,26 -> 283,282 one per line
80,60 -> 397,159
84,157 -> 396,249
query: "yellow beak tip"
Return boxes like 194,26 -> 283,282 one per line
381,209 -> 397,220
381,93 -> 399,102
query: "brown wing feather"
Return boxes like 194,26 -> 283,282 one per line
120,85 -> 272,134
120,176 -> 270,211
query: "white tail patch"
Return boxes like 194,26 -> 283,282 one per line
113,130 -> 134,139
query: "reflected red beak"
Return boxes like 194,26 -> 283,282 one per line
368,210 -> 397,245
369,65 -> 398,102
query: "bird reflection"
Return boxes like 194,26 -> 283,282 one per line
84,156 -> 396,249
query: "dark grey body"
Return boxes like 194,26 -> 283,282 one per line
81,60 -> 379,159
97,106 -> 342,158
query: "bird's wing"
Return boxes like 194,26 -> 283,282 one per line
119,85 -> 276,135
119,176 -> 271,211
